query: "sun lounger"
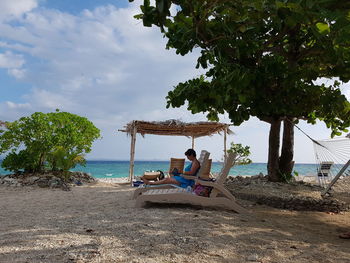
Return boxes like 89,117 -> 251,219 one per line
198,159 -> 212,180
133,150 -> 210,199
135,152 -> 247,213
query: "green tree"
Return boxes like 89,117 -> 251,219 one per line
0,111 -> 100,173
130,0 -> 350,181
227,142 -> 252,166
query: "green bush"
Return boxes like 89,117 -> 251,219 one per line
0,110 -> 100,173
47,146 -> 86,172
2,150 -> 39,173
227,142 -> 252,166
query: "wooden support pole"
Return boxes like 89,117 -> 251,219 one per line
191,136 -> 195,149
129,125 -> 137,185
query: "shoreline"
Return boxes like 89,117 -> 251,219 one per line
95,174 -> 319,184
0,162 -> 325,179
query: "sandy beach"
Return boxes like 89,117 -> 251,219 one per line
0,180 -> 349,263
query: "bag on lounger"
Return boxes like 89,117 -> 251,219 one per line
193,183 -> 213,197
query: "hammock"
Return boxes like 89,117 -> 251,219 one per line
312,136 -> 350,196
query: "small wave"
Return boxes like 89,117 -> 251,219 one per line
105,173 -> 113,177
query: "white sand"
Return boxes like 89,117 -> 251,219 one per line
0,181 -> 349,263
96,177 -> 130,184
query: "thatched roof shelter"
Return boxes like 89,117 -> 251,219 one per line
119,120 -> 232,184
120,119 -> 232,138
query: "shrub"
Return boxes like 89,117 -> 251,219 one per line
0,110 -> 100,173
1,150 -> 39,173
227,142 -> 252,166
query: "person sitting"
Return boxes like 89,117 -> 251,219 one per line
141,148 -> 200,188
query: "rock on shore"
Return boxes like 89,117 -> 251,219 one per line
0,171 -> 95,190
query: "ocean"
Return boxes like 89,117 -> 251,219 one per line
0,160 -> 318,178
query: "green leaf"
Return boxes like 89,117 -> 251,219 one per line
134,14 -> 143,19
238,25 -> 246,33
316,22 -> 330,34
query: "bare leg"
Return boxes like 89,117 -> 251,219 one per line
142,176 -> 180,185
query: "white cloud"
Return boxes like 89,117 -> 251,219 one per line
0,51 -> 26,79
8,68 -> 26,79
0,2 -> 200,118
0,51 -> 25,68
0,0 -> 38,21
24,89 -> 76,110
0,101 -> 32,122
6,101 -> 31,109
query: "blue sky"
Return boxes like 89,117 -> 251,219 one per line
0,0 -> 349,163
41,0 -> 129,14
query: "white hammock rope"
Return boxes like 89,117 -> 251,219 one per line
313,138 -> 350,177
294,123 -> 350,196
313,137 -> 350,196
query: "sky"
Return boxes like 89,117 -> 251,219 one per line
0,0 -> 349,163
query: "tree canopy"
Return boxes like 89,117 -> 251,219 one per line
130,0 -> 350,180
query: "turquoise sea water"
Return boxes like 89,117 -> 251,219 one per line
0,160 -> 319,178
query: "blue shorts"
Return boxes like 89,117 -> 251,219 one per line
173,176 -> 194,188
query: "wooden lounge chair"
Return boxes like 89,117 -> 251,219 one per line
133,150 -> 210,199
135,152 -> 247,213
198,159 -> 212,180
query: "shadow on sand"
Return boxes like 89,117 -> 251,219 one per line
0,184 -> 349,263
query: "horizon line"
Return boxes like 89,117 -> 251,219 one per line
0,158 -> 318,164
84,159 -> 318,164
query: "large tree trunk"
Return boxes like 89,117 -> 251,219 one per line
267,118 -> 282,182
279,119 -> 295,178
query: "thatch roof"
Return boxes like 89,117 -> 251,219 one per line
119,120 -> 232,138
